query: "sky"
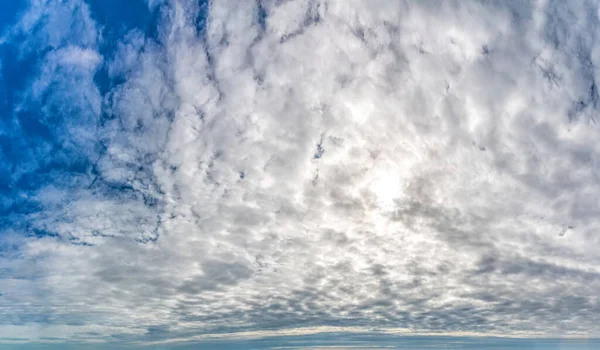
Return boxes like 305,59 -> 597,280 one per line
1,0 -> 600,349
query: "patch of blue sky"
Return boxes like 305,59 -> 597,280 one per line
0,1 -> 26,35
0,0 -> 162,239
87,0 -> 160,95
0,0 -> 214,239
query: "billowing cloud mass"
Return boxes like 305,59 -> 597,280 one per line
2,0 -> 600,345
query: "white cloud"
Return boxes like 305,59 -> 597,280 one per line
3,0 -> 600,344
5,0 -> 98,51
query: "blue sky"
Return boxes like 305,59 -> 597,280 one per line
2,0 -> 600,348
0,335 -> 599,350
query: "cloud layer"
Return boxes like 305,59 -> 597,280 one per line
2,0 -> 600,344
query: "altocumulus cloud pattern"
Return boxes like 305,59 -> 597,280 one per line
2,0 -> 600,347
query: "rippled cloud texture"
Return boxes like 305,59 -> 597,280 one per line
2,0 -> 600,345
